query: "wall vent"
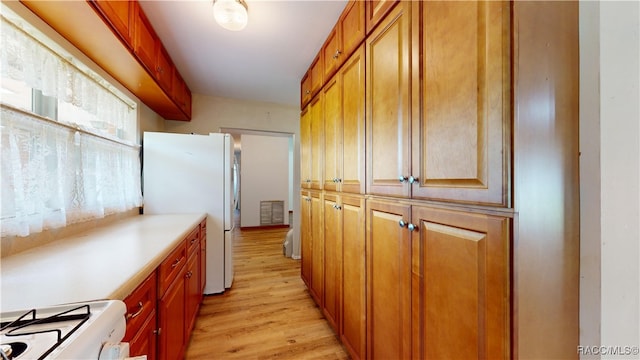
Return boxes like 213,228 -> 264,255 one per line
260,200 -> 284,225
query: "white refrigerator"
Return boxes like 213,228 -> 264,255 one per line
142,131 -> 235,294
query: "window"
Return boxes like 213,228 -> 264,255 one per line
1,4 -> 142,237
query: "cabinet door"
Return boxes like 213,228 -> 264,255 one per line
309,95 -> 324,190
323,193 -> 342,332
340,195 -> 366,360
340,1 -> 365,61
411,1 -> 510,206
184,249 -> 200,340
128,310 -> 157,360
156,45 -> 174,94
309,191 -> 324,306
366,199 -> 412,359
323,75 -> 341,192
300,192 -> 312,286
92,0 -> 133,47
309,55 -> 323,98
158,269 -> 186,360
365,0 -> 399,34
411,206 -> 510,359
300,107 -> 311,188
322,26 -> 341,80
366,2 -> 412,198
341,45 -> 366,194
199,221 -> 206,294
133,2 -> 157,74
301,71 -> 312,108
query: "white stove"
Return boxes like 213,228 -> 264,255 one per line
0,300 -> 127,359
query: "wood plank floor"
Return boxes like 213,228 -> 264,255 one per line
185,223 -> 349,359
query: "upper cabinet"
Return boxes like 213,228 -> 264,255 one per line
365,1 -> 412,198
365,0 -> 399,34
22,0 -> 193,121
410,1 -> 510,205
92,0 -> 134,47
302,0 -> 365,109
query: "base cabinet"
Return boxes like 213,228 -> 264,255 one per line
123,272 -> 157,360
122,221 -> 204,360
339,195 -> 366,360
158,269 -> 186,360
366,199 -> 412,360
411,206 -> 510,359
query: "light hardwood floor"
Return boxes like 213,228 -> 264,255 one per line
185,222 -> 349,359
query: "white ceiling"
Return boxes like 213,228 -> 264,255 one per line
138,0 -> 348,108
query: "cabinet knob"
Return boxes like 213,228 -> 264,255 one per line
398,176 -> 408,183
408,223 -> 418,232
399,220 -> 407,228
409,176 -> 419,184
305,90 -> 311,95
333,49 -> 342,59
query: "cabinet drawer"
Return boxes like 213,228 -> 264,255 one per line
158,242 -> 186,296
123,271 -> 157,342
186,226 -> 200,256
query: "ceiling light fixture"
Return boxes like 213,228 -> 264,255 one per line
213,0 -> 248,31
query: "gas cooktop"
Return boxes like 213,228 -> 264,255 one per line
0,300 -> 126,359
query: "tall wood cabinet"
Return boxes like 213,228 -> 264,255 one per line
323,45 -> 366,194
365,199 -> 412,360
299,1 -> 578,359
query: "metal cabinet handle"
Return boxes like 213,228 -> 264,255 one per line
399,220 -> 407,228
408,223 -> 418,232
398,176 -> 408,183
171,258 -> 181,269
409,176 -> 419,184
126,301 -> 144,320
333,49 -> 342,59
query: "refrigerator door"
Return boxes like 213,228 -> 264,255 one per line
224,229 -> 234,288
143,131 -> 226,294
221,133 -> 235,232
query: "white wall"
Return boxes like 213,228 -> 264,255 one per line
580,1 -> 640,356
240,134 -> 290,228
164,94 -> 302,257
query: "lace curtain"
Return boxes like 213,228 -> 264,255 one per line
1,106 -> 143,237
0,5 -> 142,237
0,7 -> 136,142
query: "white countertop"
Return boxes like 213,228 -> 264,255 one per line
1,213 -> 205,312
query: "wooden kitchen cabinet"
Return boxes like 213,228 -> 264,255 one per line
322,193 -> 342,332
366,1 -> 412,198
309,94 -> 324,190
309,190 -> 324,306
339,195 -> 366,360
322,1 -> 365,81
300,191 -> 312,287
410,0 -> 510,206
411,206 -> 510,359
300,190 -> 324,306
91,0 -> 133,48
123,271 -> 157,360
184,242 -> 200,340
366,198 -> 412,359
156,45 -> 174,94
300,93 -> 324,190
323,45 -> 365,194
133,2 -> 157,75
300,71 -> 312,109
199,219 -> 207,294
300,107 -> 311,189
365,0 -> 399,34
158,264 -> 186,360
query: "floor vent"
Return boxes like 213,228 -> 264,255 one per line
260,200 -> 284,225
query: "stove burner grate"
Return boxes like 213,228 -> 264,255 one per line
1,304 -> 91,360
